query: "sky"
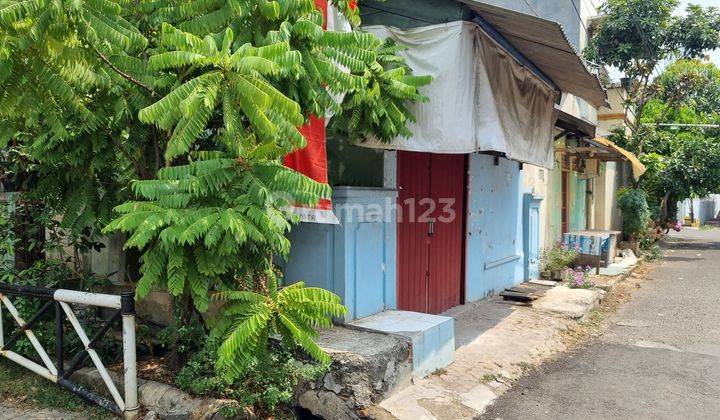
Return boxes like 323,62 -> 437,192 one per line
606,0 -> 720,81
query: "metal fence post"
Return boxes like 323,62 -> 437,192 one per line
121,292 -> 139,420
55,302 -> 64,375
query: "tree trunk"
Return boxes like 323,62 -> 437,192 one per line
12,198 -> 45,271
690,199 -> 695,224
167,290 -> 194,370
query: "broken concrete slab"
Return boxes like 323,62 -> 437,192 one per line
295,325 -> 412,419
591,255 -> 643,292
532,285 -> 606,320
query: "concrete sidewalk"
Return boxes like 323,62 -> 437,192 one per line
377,273 -> 628,419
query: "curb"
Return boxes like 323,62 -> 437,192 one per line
71,367 -> 245,419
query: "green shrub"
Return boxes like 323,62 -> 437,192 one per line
176,339 -> 327,416
617,188 -> 651,240
643,244 -> 663,261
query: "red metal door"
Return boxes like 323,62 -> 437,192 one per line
428,154 -> 465,314
397,151 -> 465,314
397,152 -> 431,313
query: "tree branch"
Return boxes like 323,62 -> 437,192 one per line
94,49 -> 154,95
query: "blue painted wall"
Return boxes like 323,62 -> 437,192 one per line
282,187 -> 397,321
465,154 -> 524,301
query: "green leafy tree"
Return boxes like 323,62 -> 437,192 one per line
586,0 -> 720,138
635,60 -> 720,221
587,1 -> 720,226
1,0 -> 429,373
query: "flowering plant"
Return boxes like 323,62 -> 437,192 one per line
541,241 -> 580,276
673,220 -> 683,232
566,266 -> 596,289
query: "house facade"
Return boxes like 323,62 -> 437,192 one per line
284,0 -> 620,320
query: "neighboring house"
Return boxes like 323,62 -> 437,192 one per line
591,84 -> 637,233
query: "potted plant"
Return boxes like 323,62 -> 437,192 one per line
540,241 -> 580,281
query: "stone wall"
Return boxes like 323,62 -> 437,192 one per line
295,326 -> 412,420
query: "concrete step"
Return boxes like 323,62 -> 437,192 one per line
350,310 -> 455,378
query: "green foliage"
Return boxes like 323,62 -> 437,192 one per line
585,0 -> 720,143
1,0 -> 428,241
2,0 -> 427,388
585,0 -> 679,79
652,56 -> 720,116
176,339 -> 327,415
329,38 -> 431,142
0,194 -> 112,360
631,60 -> 720,217
0,198 -> 15,271
209,273 -> 346,379
585,0 -> 720,81
102,155 -> 330,314
643,244 -> 663,261
669,5 -> 720,59
617,187 -> 650,240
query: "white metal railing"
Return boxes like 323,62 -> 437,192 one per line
0,283 -> 138,418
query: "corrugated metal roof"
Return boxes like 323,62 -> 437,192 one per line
460,1 -> 608,108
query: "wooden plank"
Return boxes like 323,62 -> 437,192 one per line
500,290 -> 534,302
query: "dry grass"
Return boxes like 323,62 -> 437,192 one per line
560,261 -> 657,350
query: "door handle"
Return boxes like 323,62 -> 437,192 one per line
428,221 -> 435,237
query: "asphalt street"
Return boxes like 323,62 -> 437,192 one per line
480,228 -> 720,420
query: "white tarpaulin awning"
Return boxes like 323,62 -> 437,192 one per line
360,21 -> 560,169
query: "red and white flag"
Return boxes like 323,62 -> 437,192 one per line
283,0 -> 354,224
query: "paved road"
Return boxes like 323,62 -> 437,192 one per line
480,228 -> 720,420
